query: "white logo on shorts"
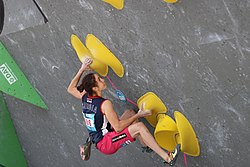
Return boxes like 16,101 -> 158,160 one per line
121,140 -> 132,147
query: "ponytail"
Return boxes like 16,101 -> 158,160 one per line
78,73 -> 96,96
77,84 -> 84,93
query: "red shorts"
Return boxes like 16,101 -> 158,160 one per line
96,127 -> 135,155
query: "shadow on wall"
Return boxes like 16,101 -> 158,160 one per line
0,0 -> 4,34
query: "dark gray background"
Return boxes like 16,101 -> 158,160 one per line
0,0 -> 249,166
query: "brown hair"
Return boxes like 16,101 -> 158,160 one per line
77,73 -> 97,96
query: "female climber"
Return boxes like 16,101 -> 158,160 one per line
67,57 -> 180,166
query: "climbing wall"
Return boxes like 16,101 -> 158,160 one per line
0,0 -> 249,166
0,0 -> 45,36
0,42 -> 48,109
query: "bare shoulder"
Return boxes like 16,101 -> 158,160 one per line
102,99 -> 113,108
102,100 -> 115,113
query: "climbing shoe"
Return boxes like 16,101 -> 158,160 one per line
165,144 -> 181,166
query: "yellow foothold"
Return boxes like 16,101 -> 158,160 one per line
154,114 -> 179,151
137,92 -> 167,127
163,0 -> 178,3
174,111 -> 200,156
71,34 -> 108,77
86,34 -> 124,78
103,0 -> 124,10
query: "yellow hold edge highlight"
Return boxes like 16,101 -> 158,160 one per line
103,0 -> 124,10
164,0 -> 178,3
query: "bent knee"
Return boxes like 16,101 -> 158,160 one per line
128,122 -> 148,136
134,122 -> 146,129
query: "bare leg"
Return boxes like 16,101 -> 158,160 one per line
119,110 -> 146,146
128,122 -> 172,162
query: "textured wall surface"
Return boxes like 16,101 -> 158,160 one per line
0,0 -> 44,36
0,0 -> 250,166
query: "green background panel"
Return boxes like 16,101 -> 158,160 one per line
0,92 -> 28,167
0,42 -> 48,109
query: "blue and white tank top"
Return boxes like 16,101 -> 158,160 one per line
82,94 -> 112,144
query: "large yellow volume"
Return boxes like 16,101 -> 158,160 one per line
71,34 -> 108,76
137,92 -> 200,157
174,111 -> 200,156
86,34 -> 124,78
154,111 -> 200,156
154,114 -> 178,151
103,0 -> 124,10
137,92 -> 167,127
71,34 -> 126,77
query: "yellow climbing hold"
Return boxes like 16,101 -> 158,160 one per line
163,0 -> 178,3
137,92 -> 200,156
71,34 -> 108,77
174,111 -> 200,156
86,34 -> 124,78
103,0 -> 124,10
154,111 -> 200,155
137,92 -> 167,127
71,34 -> 124,78
154,114 -> 179,151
